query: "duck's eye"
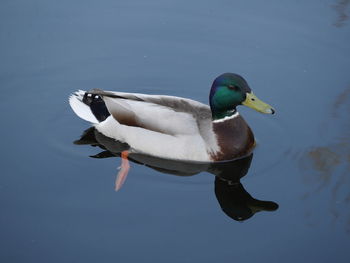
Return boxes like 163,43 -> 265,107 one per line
228,85 -> 239,91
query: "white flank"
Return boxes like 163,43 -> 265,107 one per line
200,120 -> 220,154
69,90 -> 99,124
212,112 -> 239,123
95,116 -> 211,162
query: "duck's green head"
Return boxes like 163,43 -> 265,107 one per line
209,73 -> 275,120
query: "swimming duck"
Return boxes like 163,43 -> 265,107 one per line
69,73 -> 275,163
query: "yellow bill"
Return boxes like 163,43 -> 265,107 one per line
242,92 -> 275,114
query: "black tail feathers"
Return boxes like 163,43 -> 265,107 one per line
83,92 -> 110,122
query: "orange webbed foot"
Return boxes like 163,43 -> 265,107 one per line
115,151 -> 130,191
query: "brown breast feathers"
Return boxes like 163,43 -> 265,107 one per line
210,115 -> 255,161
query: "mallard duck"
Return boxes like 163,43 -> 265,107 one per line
69,73 -> 275,163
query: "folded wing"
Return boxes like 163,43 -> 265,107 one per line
88,89 -> 212,136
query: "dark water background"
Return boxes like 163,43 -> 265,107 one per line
1,0 -> 350,262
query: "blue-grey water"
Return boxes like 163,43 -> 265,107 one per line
1,0 -> 350,262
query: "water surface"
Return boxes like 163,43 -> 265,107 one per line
1,0 -> 350,262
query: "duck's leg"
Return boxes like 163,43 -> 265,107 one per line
115,151 -> 130,191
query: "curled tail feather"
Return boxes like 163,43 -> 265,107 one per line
69,90 -> 110,123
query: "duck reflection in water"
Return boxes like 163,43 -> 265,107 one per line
75,127 -> 279,221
